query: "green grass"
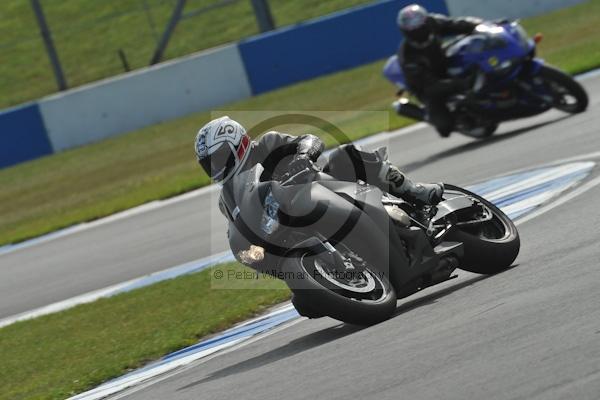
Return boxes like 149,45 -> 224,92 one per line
522,0 -> 600,74
0,262 -> 291,400
1,1 -> 600,247
0,0 -> 371,108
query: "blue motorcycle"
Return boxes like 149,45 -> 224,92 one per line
383,21 -> 589,138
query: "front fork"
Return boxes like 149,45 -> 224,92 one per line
515,58 -> 555,105
527,58 -> 545,76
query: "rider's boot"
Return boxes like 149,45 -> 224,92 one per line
383,164 -> 444,205
435,126 -> 452,138
425,99 -> 455,138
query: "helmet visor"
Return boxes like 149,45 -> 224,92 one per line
405,23 -> 432,44
199,143 -> 236,182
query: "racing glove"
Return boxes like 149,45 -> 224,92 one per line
296,134 -> 324,161
287,155 -> 314,177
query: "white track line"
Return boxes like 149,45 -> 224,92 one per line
108,313 -> 305,400
0,250 -> 234,329
482,162 -> 594,201
70,304 -> 301,400
516,174 -> 600,225
576,68 -> 600,80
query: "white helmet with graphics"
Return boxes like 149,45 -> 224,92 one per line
195,116 -> 251,183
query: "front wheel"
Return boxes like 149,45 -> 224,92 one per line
443,184 -> 520,274
539,65 -> 588,113
282,243 -> 397,325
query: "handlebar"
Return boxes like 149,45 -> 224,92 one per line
280,166 -> 318,187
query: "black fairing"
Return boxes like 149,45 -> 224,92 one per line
223,165 -> 455,292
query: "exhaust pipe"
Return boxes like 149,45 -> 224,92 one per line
392,98 -> 426,121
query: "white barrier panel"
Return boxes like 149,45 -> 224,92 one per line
39,44 -> 251,152
446,0 -> 586,20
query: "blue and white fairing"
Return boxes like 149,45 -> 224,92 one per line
382,21 -> 543,91
446,22 -> 540,84
382,54 -> 406,89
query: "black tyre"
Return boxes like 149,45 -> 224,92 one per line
443,184 -> 520,274
539,65 -> 588,113
460,122 -> 498,139
282,244 -> 397,326
291,293 -> 325,319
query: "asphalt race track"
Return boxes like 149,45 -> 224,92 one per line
3,75 -> 600,399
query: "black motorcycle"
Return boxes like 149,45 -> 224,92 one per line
222,161 -> 520,325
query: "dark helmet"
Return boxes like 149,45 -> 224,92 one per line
397,4 -> 434,48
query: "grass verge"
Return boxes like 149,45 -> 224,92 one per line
0,262 -> 291,400
1,1 -> 600,247
0,0 -> 371,108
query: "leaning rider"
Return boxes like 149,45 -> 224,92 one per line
194,117 -> 444,249
396,4 -> 482,137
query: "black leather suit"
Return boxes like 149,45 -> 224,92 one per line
218,132 -> 390,271
398,14 -> 482,135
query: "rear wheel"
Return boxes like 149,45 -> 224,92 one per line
455,111 -> 498,139
282,243 -> 397,325
460,122 -> 498,139
539,65 -> 588,113
443,185 -> 520,274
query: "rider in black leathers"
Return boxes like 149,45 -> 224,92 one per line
397,4 -> 482,137
194,117 -> 444,270
225,131 -> 442,206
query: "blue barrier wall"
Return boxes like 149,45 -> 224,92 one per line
0,104 -> 52,168
238,0 -> 448,95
